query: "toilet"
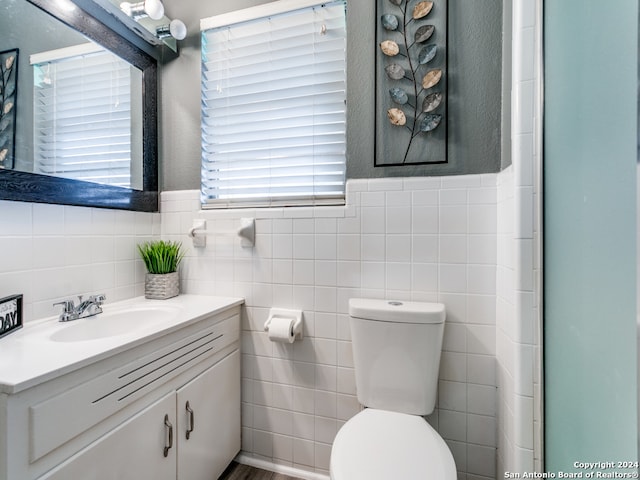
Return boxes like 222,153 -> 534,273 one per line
330,299 -> 457,480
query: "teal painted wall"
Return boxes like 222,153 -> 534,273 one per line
544,0 -> 638,470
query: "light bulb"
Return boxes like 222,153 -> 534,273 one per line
120,0 -> 164,20
121,1 -> 145,19
144,0 -> 164,20
169,19 -> 187,40
120,1 -> 134,16
54,0 -> 77,12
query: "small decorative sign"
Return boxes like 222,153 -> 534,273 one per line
0,294 -> 22,339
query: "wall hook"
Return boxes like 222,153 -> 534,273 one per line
237,218 -> 255,248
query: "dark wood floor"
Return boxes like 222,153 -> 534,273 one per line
219,462 -> 303,480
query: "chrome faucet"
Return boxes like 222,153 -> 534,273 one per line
53,294 -> 106,322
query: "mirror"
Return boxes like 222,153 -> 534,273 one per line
0,0 -> 158,211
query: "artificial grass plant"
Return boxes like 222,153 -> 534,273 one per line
137,240 -> 186,274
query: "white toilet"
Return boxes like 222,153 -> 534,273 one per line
330,299 -> 457,480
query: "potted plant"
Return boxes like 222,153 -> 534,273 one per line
137,240 -> 186,300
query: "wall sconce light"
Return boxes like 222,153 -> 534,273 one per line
100,0 -> 185,51
120,0 -> 164,21
156,19 -> 187,40
54,0 -> 78,13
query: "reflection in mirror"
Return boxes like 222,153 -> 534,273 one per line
92,0 -> 179,52
1,0 -> 143,190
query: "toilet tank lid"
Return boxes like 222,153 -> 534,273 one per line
349,298 -> 445,324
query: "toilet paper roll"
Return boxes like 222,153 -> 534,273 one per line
267,316 -> 295,343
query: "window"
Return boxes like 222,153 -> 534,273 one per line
32,43 -> 139,188
200,0 -> 347,208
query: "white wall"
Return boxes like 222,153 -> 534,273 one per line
0,200 -> 159,322
162,174 -> 499,478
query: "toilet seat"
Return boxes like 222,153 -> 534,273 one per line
330,409 -> 457,480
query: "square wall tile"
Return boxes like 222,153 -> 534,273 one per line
469,205 -> 497,234
315,442 -> 332,471
467,354 -> 497,387
315,234 -> 337,259
438,410 -> 467,442
440,206 -> 468,234
386,206 -> 411,234
468,265 -> 496,295
386,263 -> 411,291
440,264 -> 467,294
362,235 -> 385,261
468,235 -> 497,265
412,263 -> 438,294
467,414 -> 497,447
293,412 -> 315,440
386,235 -> 411,262
272,434 -> 293,462
361,207 -> 385,233
440,235 -> 468,264
293,438 -> 315,467
440,352 -> 467,383
253,430 -> 273,458
413,206 -> 439,234
337,235 -> 361,261
467,444 -> 496,478
467,384 -> 497,417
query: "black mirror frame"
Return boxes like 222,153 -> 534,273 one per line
0,0 -> 159,212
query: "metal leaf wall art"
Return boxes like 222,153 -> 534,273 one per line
375,0 -> 447,166
0,49 -> 18,170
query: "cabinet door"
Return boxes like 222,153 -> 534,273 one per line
39,393 -> 176,480
176,350 -> 240,480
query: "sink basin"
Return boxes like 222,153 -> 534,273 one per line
49,305 -> 181,342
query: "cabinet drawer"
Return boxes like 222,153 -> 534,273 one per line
29,313 -> 239,462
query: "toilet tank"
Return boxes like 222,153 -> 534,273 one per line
348,299 -> 446,416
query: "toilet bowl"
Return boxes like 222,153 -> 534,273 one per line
330,409 -> 456,480
329,299 -> 457,480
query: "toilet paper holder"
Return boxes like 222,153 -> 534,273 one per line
264,308 -> 303,341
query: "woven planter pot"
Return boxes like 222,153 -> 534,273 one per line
145,272 -> 179,300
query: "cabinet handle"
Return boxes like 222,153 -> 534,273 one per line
163,414 -> 173,457
185,401 -> 195,440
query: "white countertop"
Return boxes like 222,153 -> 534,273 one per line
0,295 -> 244,394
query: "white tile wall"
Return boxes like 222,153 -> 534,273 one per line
0,200 -> 160,322
497,0 -> 543,474
0,156 -> 542,480
0,171 -> 539,478
162,173 -> 499,479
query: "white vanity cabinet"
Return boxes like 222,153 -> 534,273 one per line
0,296 -> 243,480
40,351 -> 240,480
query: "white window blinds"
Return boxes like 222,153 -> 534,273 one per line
32,44 -> 133,188
200,0 -> 347,208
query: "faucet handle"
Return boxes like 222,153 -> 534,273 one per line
54,299 -> 76,322
91,294 -> 106,305
53,299 -> 75,312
